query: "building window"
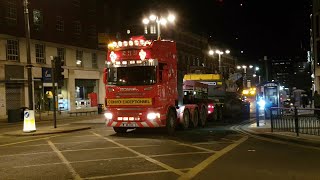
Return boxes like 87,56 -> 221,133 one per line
5,0 -> 17,25
33,9 -> 43,31
144,26 -> 148,34
6,40 -> 19,61
56,16 -> 64,32
76,50 -> 83,67
88,25 -> 96,38
88,8 -> 96,16
150,25 -> 156,34
72,0 -> 80,7
92,53 -> 98,68
73,21 -> 81,35
57,47 -> 65,65
35,44 -> 45,64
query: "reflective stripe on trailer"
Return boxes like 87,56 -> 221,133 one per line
106,120 -> 164,128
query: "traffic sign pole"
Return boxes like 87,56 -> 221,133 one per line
51,58 -> 57,128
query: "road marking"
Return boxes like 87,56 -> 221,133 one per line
61,145 -> 161,152
47,140 -> 82,180
14,156 -> 140,168
92,132 -> 184,176
84,168 -> 191,179
178,136 -> 248,180
0,151 -> 55,157
149,151 -> 213,157
0,134 -> 63,147
177,142 -> 217,153
233,125 -> 320,151
192,141 -> 231,145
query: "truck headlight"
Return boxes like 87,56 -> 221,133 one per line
104,112 -> 113,120
147,112 -> 160,120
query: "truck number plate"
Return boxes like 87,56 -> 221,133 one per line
120,122 -> 137,127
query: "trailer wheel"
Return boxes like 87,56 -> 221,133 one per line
191,109 -> 199,128
113,127 -> 128,133
182,109 -> 190,130
199,106 -> 207,127
166,109 -> 176,135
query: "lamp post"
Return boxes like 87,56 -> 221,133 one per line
23,0 -> 33,110
208,49 -> 230,74
143,14 -> 175,40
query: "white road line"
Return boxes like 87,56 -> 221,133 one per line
192,141 -> 228,145
0,151 -> 54,157
61,145 -> 161,152
0,143 -> 49,148
14,156 -> 140,169
91,132 -> 185,176
47,140 -> 82,180
0,134 -> 63,147
149,151 -> 213,157
178,136 -> 248,180
220,138 -> 236,142
84,168 -> 191,179
167,140 -> 216,153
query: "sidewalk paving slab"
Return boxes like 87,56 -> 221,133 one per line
2,124 -> 91,136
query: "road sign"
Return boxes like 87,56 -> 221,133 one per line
23,110 -> 36,132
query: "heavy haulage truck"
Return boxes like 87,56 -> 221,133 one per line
103,37 -> 223,134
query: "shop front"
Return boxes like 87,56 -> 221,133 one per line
75,79 -> 98,109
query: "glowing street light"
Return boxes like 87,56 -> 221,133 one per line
142,13 -> 176,40
208,49 -> 231,73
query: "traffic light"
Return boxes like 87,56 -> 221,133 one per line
54,56 -> 64,87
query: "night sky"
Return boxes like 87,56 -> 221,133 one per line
123,0 -> 311,63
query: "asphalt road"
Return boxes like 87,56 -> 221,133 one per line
0,119 -> 319,180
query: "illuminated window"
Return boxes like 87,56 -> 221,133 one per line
127,29 -> 131,34
35,44 -> 45,64
33,9 -> 43,31
144,26 -> 148,34
76,50 -> 83,67
5,0 -> 17,25
6,40 -> 19,61
56,16 -> 64,32
150,25 -> 156,34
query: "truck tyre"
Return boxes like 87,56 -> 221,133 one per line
166,109 -> 176,135
199,106 -> 207,127
182,109 -> 190,130
113,127 -> 128,133
191,109 -> 199,128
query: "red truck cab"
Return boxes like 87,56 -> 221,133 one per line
104,38 -> 207,134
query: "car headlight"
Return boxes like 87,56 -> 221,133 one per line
104,112 -> 113,120
147,112 -> 160,120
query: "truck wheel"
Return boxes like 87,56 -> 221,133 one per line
191,109 -> 199,128
113,127 -> 128,133
199,106 -> 207,127
166,110 -> 176,135
182,109 -> 190,130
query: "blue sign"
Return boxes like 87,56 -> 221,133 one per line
42,68 -> 52,82
24,111 -> 29,118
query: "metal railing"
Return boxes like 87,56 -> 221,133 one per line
270,107 -> 320,136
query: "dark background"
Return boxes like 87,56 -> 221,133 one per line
115,0 -> 312,63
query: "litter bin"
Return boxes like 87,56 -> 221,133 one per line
98,104 -> 104,114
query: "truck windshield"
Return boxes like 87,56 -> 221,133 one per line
107,66 -> 156,86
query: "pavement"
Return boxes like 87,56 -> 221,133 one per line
0,111 -> 105,136
241,118 -> 320,147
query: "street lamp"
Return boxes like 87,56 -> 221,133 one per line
208,49 -> 230,73
142,13 -> 175,40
